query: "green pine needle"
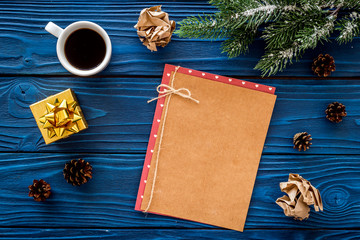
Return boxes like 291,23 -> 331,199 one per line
221,28 -> 257,58
336,13 -> 360,44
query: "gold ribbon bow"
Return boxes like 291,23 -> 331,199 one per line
38,98 -> 83,138
147,84 -> 200,104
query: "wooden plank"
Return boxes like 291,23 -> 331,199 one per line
0,1 -> 359,77
0,228 -> 358,240
0,153 -> 357,229
1,76 -> 359,154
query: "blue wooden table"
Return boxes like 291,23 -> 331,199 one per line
1,1 -> 360,239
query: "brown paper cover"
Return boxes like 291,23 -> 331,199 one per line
135,64 -> 276,232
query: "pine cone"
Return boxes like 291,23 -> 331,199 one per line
63,158 -> 92,186
28,179 -> 51,201
312,54 -> 336,77
293,132 -> 312,151
325,102 -> 347,123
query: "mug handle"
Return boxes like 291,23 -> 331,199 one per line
45,22 -> 63,38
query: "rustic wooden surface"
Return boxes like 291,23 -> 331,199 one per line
0,0 -> 359,239
0,153 -> 357,229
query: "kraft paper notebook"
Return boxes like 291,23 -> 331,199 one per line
135,64 -> 277,232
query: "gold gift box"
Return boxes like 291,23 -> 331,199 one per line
30,89 -> 88,144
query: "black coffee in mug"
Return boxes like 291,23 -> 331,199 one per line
65,28 -> 106,70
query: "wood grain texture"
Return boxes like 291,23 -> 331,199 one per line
1,0 -> 359,237
0,1 -> 359,77
0,228 -> 358,240
0,153 -> 358,229
1,76 -> 360,154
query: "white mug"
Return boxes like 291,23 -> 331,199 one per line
45,21 -> 112,76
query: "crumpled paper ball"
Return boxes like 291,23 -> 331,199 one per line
134,5 -> 176,51
276,173 -> 323,220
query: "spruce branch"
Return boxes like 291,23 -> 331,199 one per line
341,0 -> 360,10
295,16 -> 335,50
221,27 -> 257,58
262,9 -> 311,50
256,15 -> 335,76
336,12 -> 360,44
254,45 -> 300,77
175,14 -> 229,39
217,0 -> 298,30
176,0 -> 360,76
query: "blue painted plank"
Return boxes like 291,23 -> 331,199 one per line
0,153 -> 358,229
0,1 -> 359,77
0,228 -> 358,240
1,76 -> 360,154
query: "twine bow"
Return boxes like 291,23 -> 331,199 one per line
147,84 -> 199,104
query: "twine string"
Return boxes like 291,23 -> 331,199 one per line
147,85 -> 200,104
144,66 -> 198,213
